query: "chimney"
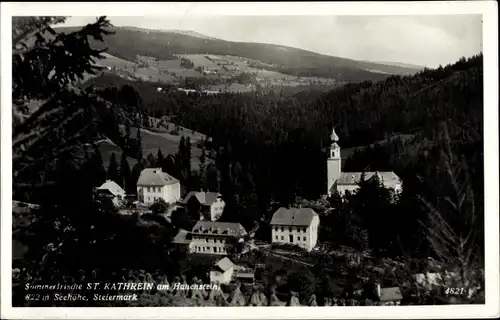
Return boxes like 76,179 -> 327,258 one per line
375,283 -> 381,298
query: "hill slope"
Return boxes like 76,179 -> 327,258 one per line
54,26 -> 419,82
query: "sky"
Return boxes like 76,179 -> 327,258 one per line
62,15 -> 482,68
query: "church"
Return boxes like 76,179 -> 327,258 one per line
326,127 -> 402,197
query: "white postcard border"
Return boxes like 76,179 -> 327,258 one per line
1,1 -> 498,319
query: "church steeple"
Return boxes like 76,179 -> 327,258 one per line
330,126 -> 339,142
326,126 -> 342,195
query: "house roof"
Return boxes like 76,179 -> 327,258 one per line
172,229 -> 191,244
270,207 -> 317,226
335,171 -> 401,189
213,257 -> 234,272
379,287 -> 403,302
180,191 -> 222,206
191,221 -> 247,237
137,168 -> 179,186
96,180 -> 126,196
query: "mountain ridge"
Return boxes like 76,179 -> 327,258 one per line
54,25 -> 420,82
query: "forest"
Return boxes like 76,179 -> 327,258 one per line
12,17 -> 484,306
53,26 -> 418,81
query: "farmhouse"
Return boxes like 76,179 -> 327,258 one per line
326,127 -> 402,197
136,168 -> 181,205
189,221 -> 247,255
96,180 -> 126,207
270,207 -> 320,252
209,257 -> 256,286
210,257 -> 234,284
178,191 -> 225,221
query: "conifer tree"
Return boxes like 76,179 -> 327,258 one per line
156,149 -> 165,165
88,147 -> 107,187
146,153 -> 157,168
107,152 -> 120,184
119,152 -> 132,192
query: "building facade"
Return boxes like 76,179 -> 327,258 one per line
210,257 -> 234,284
96,180 -> 126,207
136,168 -> 181,205
179,191 -> 225,221
189,221 -> 247,255
326,127 -> 402,197
270,207 -> 320,251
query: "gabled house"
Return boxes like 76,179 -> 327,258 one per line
178,191 -> 225,221
210,257 -> 235,284
96,180 -> 126,207
270,207 -> 320,252
189,221 -> 247,255
136,168 -> 181,205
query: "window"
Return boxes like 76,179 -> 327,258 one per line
275,227 -> 278,231
218,247 -> 222,253
203,247 -> 205,252
275,236 -> 278,240
303,228 -> 307,232
289,227 -> 292,232
281,236 -> 284,240
281,227 -> 284,232
206,246 -> 210,250
213,247 -> 217,253
304,237 -> 307,241
206,238 -> 209,243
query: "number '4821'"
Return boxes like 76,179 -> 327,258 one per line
445,288 -> 465,295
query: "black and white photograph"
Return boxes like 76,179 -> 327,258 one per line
1,2 -> 498,319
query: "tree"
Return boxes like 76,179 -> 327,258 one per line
418,127 -> 484,303
156,149 -> 165,165
170,207 -> 195,231
136,126 -> 143,160
146,153 -> 157,168
107,152 -> 120,184
184,137 -> 192,175
150,198 -> 168,215
11,17 -> 189,307
352,173 -> 396,253
13,16 -> 114,191
131,160 -> 146,191
119,152 -> 132,192
86,147 -> 107,188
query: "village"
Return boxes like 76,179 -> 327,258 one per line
87,127 -> 470,306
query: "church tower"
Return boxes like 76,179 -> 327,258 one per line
327,126 -> 342,195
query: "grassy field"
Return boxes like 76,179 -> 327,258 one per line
98,125 -> 210,170
93,52 -> 337,91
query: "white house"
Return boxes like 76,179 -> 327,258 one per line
326,126 -> 402,197
210,257 -> 235,284
178,191 -> 225,221
96,180 -> 126,207
189,221 -> 247,255
136,168 -> 181,205
270,207 -> 320,252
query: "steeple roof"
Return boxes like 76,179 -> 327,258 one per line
330,126 -> 339,142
